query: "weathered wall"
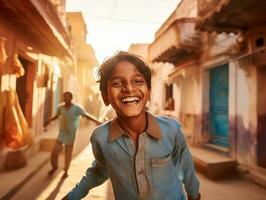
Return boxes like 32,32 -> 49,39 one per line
229,59 -> 251,163
149,62 -> 175,115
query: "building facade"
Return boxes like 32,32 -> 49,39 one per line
0,0 -> 74,170
196,0 -> 266,185
67,12 -> 100,119
148,0 -> 266,185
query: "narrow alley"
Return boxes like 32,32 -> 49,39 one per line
1,0 -> 266,200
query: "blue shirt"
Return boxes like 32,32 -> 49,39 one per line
67,112 -> 200,200
57,104 -> 86,145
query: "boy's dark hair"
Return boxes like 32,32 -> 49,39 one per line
96,51 -> 151,94
63,91 -> 73,98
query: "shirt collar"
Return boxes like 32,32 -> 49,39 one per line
109,112 -> 162,142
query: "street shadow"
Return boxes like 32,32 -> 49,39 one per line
45,175 -> 66,200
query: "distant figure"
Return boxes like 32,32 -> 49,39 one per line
62,52 -> 200,200
46,91 -> 101,178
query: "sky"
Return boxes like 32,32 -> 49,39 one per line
66,0 -> 180,64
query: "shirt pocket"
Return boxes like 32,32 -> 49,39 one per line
151,154 -> 175,187
151,154 -> 172,167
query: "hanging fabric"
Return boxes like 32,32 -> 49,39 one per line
0,37 -> 7,75
4,90 -> 32,149
11,54 -> 25,77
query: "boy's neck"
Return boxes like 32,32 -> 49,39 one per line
64,102 -> 73,109
117,112 -> 147,145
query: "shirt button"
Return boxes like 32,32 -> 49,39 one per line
138,169 -> 144,175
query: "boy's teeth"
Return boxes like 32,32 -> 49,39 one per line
122,97 -> 140,103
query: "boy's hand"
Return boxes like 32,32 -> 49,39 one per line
187,193 -> 201,200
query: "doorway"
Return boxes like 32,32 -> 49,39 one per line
210,64 -> 229,147
16,56 -> 35,127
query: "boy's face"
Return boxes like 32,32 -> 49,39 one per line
103,60 -> 150,118
63,92 -> 72,104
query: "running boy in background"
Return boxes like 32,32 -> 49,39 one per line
46,91 -> 101,178
63,52 -> 200,199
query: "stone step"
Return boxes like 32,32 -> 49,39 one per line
249,170 -> 266,187
190,146 -> 236,179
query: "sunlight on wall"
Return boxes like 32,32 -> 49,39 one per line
1,74 -> 16,91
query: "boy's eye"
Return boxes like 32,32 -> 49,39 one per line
111,81 -> 122,87
135,79 -> 145,84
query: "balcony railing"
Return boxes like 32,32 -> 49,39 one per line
149,18 -> 201,64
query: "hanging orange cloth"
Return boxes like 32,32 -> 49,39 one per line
0,37 -> 7,75
4,90 -> 32,149
11,54 -> 25,77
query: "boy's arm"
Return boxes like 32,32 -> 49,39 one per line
44,114 -> 59,126
45,107 -> 60,126
78,106 -> 102,125
64,134 -> 109,200
84,112 -> 102,125
173,126 -> 200,200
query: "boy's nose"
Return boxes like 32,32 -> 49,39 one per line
122,82 -> 135,92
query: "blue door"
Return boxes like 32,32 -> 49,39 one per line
210,64 -> 229,147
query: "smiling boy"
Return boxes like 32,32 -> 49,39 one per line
63,51 -> 200,200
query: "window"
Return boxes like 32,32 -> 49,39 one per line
164,83 -> 174,110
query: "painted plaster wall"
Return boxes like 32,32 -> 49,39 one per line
201,32 -> 238,63
176,66 -> 198,139
229,59 -> 251,163
149,62 -> 175,115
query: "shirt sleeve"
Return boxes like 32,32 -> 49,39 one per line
76,105 -> 87,117
172,124 -> 200,199
67,133 -> 109,199
56,106 -> 61,116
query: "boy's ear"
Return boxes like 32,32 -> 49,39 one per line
101,92 -> 110,106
